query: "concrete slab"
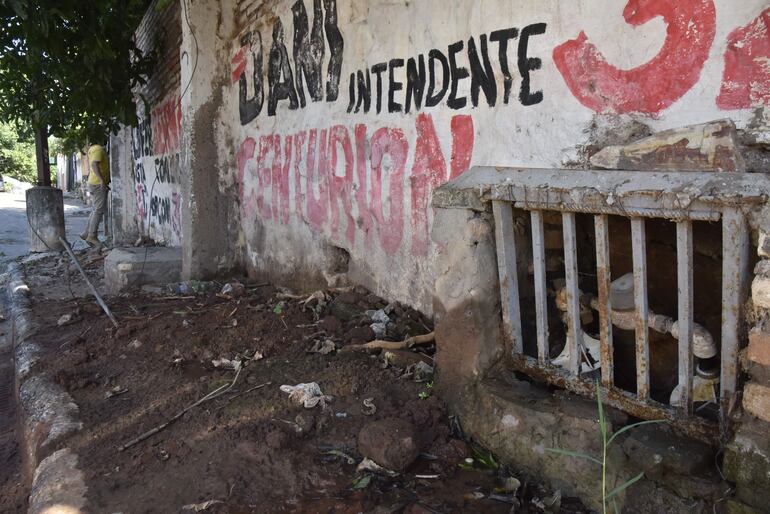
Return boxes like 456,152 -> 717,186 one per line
104,247 -> 182,295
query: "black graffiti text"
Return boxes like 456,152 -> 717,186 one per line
346,23 -> 547,114
237,0 -> 344,125
154,155 -> 175,184
150,195 -> 171,225
132,117 -> 153,159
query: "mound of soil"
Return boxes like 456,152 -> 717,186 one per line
24,274 -> 586,513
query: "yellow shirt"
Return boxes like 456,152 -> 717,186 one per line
87,144 -> 110,186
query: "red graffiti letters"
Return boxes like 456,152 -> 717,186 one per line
237,113 -> 474,256
553,0 -> 716,114
370,127 -> 408,256
151,95 -> 183,155
717,8 -> 770,110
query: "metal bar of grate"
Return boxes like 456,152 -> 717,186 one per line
531,210 -> 549,363
721,207 -> 749,420
631,218 -> 650,401
562,212 -> 582,375
677,220 -> 694,415
595,214 -> 614,388
493,201 -> 524,355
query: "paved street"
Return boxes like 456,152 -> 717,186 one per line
0,189 -> 91,266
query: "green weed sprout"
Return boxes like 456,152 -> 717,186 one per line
546,381 -> 664,514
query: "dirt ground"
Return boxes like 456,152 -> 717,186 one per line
18,253 -> 587,513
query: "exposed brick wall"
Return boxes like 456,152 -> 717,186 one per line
133,0 -> 182,115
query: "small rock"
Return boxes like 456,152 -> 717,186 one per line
383,350 -> 432,369
621,424 -> 713,475
358,417 -> 420,472
752,275 -> 770,309
127,339 -> 143,350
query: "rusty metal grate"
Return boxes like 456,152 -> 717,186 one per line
488,168 -> 760,441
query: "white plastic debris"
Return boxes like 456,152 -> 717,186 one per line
220,281 -> 245,298
182,500 -> 223,512
552,330 -> 601,373
280,382 -> 333,408
357,457 -> 398,477
57,313 -> 73,326
211,358 -> 242,371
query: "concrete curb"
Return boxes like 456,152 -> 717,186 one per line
6,263 -> 87,513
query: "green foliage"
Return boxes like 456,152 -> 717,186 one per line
0,121 -> 36,182
0,0 -> 156,161
546,382 -> 664,514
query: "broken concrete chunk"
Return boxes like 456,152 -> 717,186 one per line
358,418 -> 419,472
743,382 -> 770,422
751,275 -> 770,309
590,120 -> 746,172
759,232 -> 770,259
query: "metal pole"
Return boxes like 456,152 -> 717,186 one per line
58,236 -> 119,328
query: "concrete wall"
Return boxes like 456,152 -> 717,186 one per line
112,0 -> 184,246
112,0 -> 770,311
215,0 -> 769,313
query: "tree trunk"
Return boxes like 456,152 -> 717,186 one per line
34,125 -> 51,187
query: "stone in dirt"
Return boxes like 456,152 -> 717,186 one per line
621,424 -> 713,476
383,349 -> 432,369
590,120 -> 745,172
358,417 -> 420,472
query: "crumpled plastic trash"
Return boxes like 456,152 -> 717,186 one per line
280,382 -> 333,409
220,281 -> 245,298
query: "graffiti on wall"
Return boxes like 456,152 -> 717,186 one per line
717,8 -> 770,110
554,0 -> 769,114
237,113 -> 473,257
131,94 -> 183,244
232,0 -> 770,260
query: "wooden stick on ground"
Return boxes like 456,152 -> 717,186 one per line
342,332 -> 435,353
59,237 -> 119,328
118,364 -> 245,452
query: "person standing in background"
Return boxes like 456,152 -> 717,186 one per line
80,141 -> 110,246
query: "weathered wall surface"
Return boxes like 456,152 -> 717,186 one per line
214,0 -> 769,312
113,0 -> 184,246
